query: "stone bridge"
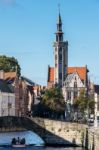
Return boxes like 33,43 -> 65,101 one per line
0,116 -> 88,147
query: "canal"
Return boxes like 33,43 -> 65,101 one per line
0,147 -> 85,150
0,131 -> 85,150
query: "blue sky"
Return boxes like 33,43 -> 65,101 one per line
0,0 -> 99,85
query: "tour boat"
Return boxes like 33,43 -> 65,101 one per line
11,137 -> 26,148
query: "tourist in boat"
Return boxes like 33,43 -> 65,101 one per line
11,137 -> 26,147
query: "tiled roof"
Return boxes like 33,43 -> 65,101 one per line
48,66 -> 88,82
68,67 -> 87,81
48,67 -> 54,82
4,72 -> 16,80
4,72 -> 16,84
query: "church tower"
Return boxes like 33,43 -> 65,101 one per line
53,13 -> 68,87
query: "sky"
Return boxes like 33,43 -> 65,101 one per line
0,0 -> 99,85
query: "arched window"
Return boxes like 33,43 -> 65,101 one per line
67,92 -> 71,100
74,82 -> 77,88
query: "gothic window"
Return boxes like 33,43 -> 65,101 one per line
67,92 -> 71,100
74,82 -> 77,88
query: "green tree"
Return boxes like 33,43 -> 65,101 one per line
0,55 -> 21,76
88,93 -> 95,114
73,89 -> 94,115
73,89 -> 88,113
42,86 -> 65,113
32,86 -> 65,118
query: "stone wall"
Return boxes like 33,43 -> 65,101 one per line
88,128 -> 99,150
32,118 -> 88,147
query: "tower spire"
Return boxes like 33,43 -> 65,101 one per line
57,4 -> 62,25
53,11 -> 68,87
56,7 -> 63,42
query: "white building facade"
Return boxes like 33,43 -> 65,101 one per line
0,92 -> 15,116
63,69 -> 88,105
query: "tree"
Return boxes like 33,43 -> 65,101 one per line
32,86 -> 65,119
41,86 -> 65,118
0,55 -> 21,76
73,89 -> 94,118
88,93 -> 95,114
73,89 -> 88,113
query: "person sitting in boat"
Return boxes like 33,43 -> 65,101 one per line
11,138 -> 16,145
11,137 -> 26,145
20,138 -> 26,144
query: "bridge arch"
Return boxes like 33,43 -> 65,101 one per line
0,116 -> 88,147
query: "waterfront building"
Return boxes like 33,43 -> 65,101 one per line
0,79 -> 15,116
0,70 -> 34,116
20,76 -> 34,116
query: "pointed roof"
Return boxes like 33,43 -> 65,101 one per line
57,13 -> 62,24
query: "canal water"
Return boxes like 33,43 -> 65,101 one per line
0,147 -> 85,150
0,131 -> 84,150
